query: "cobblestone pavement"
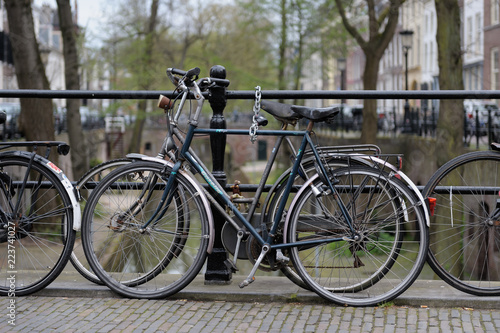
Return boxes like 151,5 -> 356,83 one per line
1,296 -> 499,333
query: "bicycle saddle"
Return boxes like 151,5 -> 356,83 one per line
260,100 -> 340,124
291,105 -> 340,122
260,100 -> 302,125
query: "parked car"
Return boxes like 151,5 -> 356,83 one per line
54,107 -> 67,134
349,105 -> 395,132
376,107 -> 396,132
464,100 -> 499,137
328,104 -> 354,131
0,102 -> 21,139
80,106 -> 104,130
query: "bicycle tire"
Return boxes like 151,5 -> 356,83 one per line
0,155 -> 75,296
286,166 -> 428,307
81,160 -> 210,299
422,150 -> 500,296
71,158 -> 132,284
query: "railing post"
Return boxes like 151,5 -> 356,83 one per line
205,65 -> 232,285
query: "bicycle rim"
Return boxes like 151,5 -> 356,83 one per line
422,151 -> 500,296
0,156 -> 75,296
81,161 -> 209,299
287,166 -> 428,306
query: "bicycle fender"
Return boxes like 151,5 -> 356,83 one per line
356,155 -> 430,227
126,153 -> 215,253
283,169 -> 430,243
1,150 -> 81,231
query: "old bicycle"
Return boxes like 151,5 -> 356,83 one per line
81,67 -> 430,307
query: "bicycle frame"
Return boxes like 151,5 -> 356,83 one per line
139,81 -> 358,255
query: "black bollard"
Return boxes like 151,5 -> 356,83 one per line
204,65 -> 232,285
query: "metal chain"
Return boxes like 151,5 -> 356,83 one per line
249,86 -> 261,143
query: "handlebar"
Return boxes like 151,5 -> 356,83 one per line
166,67 -> 230,90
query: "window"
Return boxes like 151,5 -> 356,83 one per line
492,48 -> 499,90
475,13 -> 481,55
467,17 -> 473,56
492,0 -> 499,25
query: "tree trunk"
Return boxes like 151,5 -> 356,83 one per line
278,0 -> 288,98
435,0 -> 464,165
360,55 -> 380,143
56,0 -> 89,179
433,0 -> 465,279
4,0 -> 55,147
128,0 -> 159,154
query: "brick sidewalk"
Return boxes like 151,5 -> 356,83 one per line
1,296 -> 499,332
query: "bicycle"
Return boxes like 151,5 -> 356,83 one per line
81,67 -> 430,307
0,111 -> 80,296
422,142 -> 500,296
71,97 -> 383,287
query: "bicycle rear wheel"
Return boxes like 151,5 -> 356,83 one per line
71,158 -> 131,284
287,166 -> 428,307
81,160 -> 210,299
422,150 -> 500,296
0,155 -> 75,296
264,156 -> 373,290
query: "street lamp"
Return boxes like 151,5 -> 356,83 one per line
337,58 -> 346,134
400,29 -> 413,133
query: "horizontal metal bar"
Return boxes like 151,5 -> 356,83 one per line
16,181 -> 499,196
1,89 -> 499,100
431,186 -> 500,195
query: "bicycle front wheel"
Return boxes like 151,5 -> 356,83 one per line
422,150 -> 500,296
287,166 -> 428,307
0,155 -> 75,296
72,158 -> 132,284
81,160 -> 210,299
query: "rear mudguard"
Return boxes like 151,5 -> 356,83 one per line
127,153 -> 215,254
283,167 -> 430,242
1,150 -> 81,230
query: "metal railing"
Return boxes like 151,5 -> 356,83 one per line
2,85 -> 500,283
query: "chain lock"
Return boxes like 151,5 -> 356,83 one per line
249,86 -> 261,143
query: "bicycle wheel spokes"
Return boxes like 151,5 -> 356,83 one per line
288,166 -> 428,307
0,157 -> 74,296
71,159 -> 131,284
82,161 -> 209,298
423,152 -> 500,295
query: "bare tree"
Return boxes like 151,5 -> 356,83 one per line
4,0 -> 55,145
334,0 -> 402,143
127,0 -> 159,154
56,0 -> 89,179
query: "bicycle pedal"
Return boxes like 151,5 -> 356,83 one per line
276,250 -> 290,264
238,277 -> 255,288
224,259 -> 239,273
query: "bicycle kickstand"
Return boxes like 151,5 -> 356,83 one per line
238,244 -> 270,288
224,230 -> 245,273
